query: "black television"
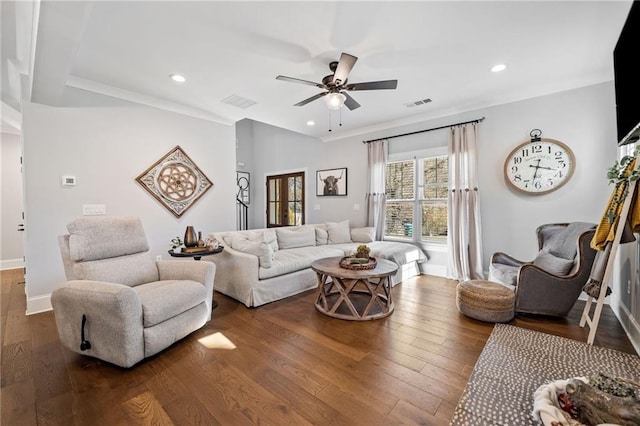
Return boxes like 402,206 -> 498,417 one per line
614,1 -> 640,146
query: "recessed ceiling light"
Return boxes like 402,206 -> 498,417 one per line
307,120 -> 315,126
169,74 -> 186,83
491,64 -> 507,73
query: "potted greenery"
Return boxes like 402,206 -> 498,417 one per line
355,244 -> 371,259
170,237 -> 184,253
605,145 -> 640,223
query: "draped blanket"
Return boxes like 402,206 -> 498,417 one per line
586,156 -> 640,297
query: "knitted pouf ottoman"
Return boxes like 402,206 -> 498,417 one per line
456,280 -> 515,323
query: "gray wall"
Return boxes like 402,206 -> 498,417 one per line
1,132 -> 25,269
21,102 -> 236,313
236,119 -> 369,229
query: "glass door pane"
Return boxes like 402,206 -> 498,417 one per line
287,175 -> 304,225
267,177 -> 281,226
266,172 -> 305,227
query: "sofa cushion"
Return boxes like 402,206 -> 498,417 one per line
259,246 -> 344,280
351,227 -> 375,243
533,252 -> 574,275
230,237 -> 274,268
323,241 -> 427,268
315,224 -> 329,245
73,251 -> 159,287
367,241 -> 427,265
134,280 -> 206,327
326,220 -> 352,244
276,226 -> 316,249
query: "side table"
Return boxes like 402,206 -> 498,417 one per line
168,246 -> 224,309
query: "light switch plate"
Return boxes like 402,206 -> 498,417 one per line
62,176 -> 76,186
82,204 -> 106,215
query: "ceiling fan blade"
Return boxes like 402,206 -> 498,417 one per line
294,92 -> 327,106
343,92 -> 361,110
276,75 -> 324,88
344,80 -> 398,91
332,53 -> 358,85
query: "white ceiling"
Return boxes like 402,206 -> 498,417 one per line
1,1 -> 633,141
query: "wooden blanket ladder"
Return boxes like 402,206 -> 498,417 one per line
580,152 -> 639,344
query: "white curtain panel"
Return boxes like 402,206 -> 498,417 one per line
365,140 -> 388,240
447,124 -> 484,280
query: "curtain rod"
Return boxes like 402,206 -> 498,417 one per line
362,117 -> 485,144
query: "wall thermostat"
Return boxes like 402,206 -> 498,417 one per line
62,176 -> 76,186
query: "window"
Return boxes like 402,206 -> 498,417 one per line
385,156 -> 448,243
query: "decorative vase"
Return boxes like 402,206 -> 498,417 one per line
197,231 -> 205,247
184,226 -> 197,248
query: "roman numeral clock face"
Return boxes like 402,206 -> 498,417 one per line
504,138 -> 575,194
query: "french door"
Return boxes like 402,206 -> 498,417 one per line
266,172 -> 305,227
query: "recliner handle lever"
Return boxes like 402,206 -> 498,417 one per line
80,314 -> 91,351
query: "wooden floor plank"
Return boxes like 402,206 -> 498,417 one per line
0,270 -> 636,425
388,399 -> 449,426
1,377 -> 37,425
1,340 -> 32,387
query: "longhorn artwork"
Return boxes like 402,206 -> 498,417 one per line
316,167 -> 347,196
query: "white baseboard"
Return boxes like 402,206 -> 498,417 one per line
421,264 -> 446,278
610,297 -> 640,355
1,258 -> 24,270
26,294 -> 52,315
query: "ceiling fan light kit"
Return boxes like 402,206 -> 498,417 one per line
325,92 -> 346,110
276,52 -> 398,112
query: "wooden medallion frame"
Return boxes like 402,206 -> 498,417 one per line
136,146 -> 213,218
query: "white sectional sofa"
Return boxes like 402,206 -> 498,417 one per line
206,220 -> 427,307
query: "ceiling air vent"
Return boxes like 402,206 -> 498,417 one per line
221,94 -> 257,109
404,98 -> 432,108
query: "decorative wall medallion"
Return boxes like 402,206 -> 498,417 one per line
136,146 -> 213,217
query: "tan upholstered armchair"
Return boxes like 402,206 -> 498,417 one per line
488,222 -> 597,317
52,216 -> 215,368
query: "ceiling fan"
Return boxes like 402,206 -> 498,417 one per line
276,52 -> 398,111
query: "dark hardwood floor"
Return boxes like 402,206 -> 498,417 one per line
1,268 -> 636,425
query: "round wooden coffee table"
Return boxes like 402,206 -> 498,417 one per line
311,256 -> 398,321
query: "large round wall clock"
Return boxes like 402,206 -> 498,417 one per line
504,136 -> 575,195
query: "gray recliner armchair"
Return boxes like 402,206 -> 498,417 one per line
52,216 -> 215,368
488,222 -> 597,317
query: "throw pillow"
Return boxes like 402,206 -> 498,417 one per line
276,226 -> 316,249
263,229 -> 279,251
544,222 -> 595,260
230,237 -> 274,268
315,225 -> 328,245
351,227 -> 375,243
326,220 -> 351,244
533,252 -> 574,276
